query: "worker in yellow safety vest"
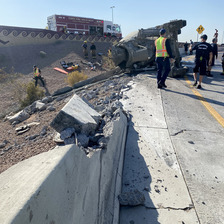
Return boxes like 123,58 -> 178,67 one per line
33,65 -> 45,87
154,29 -> 175,88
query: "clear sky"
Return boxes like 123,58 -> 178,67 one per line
0,0 -> 224,44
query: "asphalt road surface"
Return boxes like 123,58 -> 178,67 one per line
119,50 -> 224,224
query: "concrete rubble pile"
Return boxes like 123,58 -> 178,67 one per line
1,74 -> 132,157
51,78 -> 131,156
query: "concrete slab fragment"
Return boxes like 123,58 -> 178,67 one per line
7,110 -> 30,123
51,94 -> 101,135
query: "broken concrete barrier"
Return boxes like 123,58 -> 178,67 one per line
0,111 -> 127,224
52,86 -> 73,97
50,94 -> 101,135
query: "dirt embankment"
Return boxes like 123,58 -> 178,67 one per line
0,40 -> 112,117
0,40 -> 117,173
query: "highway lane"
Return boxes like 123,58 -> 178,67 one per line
119,51 -> 224,223
162,51 -> 224,223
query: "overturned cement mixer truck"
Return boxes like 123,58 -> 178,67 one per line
111,19 -> 187,76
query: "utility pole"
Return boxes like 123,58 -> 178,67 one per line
110,6 -> 115,24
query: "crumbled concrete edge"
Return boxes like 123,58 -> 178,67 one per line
0,111 -> 127,224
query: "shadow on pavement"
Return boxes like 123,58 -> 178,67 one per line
164,87 -> 224,107
119,119 -> 159,224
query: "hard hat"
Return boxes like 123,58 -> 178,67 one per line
159,28 -> 166,35
201,34 -> 207,40
84,41 -> 87,43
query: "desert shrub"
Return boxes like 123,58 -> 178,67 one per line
102,55 -> 115,70
65,71 -> 88,86
20,81 -> 44,107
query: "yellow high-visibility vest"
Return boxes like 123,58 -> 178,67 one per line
34,68 -> 40,77
155,37 -> 169,57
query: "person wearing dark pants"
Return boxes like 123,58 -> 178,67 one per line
82,41 -> 88,59
207,38 -> 218,77
154,28 -> 175,88
90,42 -> 96,59
33,65 -> 45,87
190,34 -> 213,89
156,57 -> 171,87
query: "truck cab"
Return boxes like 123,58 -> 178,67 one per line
104,21 -> 122,38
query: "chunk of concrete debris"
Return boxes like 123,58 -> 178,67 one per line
40,126 -> 48,136
118,189 -> 145,206
50,94 -> 101,135
41,96 -> 53,104
7,110 -> 30,124
34,101 -> 47,111
53,132 -> 64,143
77,134 -> 89,148
16,125 -> 30,135
60,128 -> 75,140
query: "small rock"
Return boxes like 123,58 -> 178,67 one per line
60,128 -> 75,140
26,134 -> 39,141
154,185 -> 160,194
110,100 -> 123,113
118,189 -> 145,206
53,132 -> 64,143
0,143 -> 6,149
98,137 -> 109,149
103,96 -> 110,104
42,96 -> 53,104
3,146 -> 13,152
77,134 -> 89,148
35,101 -> 47,111
16,125 -> 29,132
47,105 -> 56,111
40,126 -> 48,136
27,122 -> 40,127
17,126 -> 30,135
94,105 -> 105,112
